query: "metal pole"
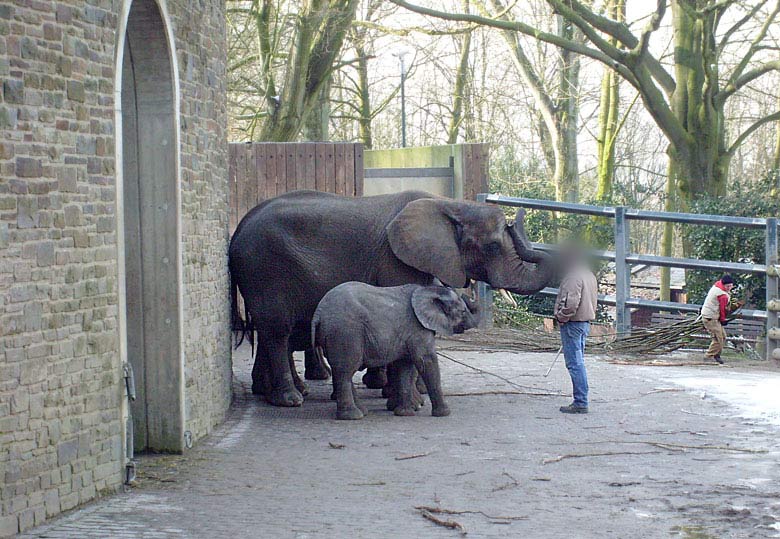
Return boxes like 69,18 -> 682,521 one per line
766,217 -> 778,361
475,193 -> 493,328
614,206 -> 631,334
400,56 -> 407,148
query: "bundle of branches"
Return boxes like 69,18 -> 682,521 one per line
441,314 -> 713,357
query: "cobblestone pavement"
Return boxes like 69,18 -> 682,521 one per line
20,344 -> 780,538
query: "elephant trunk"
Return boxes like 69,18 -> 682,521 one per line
504,209 -> 553,295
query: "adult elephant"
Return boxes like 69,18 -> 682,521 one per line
229,190 -> 552,407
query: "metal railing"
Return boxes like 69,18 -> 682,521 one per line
477,194 -> 780,361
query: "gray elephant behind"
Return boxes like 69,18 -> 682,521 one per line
312,282 -> 480,420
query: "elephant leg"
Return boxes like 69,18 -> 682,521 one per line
392,361 -> 416,417
386,364 -> 423,411
333,368 -> 363,420
418,353 -> 450,417
351,381 -> 367,416
304,347 -> 331,380
261,331 -> 303,407
288,349 -> 309,397
362,367 -> 387,389
251,344 -> 271,396
415,370 -> 428,394
384,362 -> 399,411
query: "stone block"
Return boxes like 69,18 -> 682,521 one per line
3,79 -> 23,104
59,492 -> 79,512
43,489 -> 60,517
36,241 -> 55,266
0,142 -> 14,159
67,81 -> 85,103
16,157 -> 42,178
0,106 -> 18,129
0,515 -> 17,537
64,205 -> 82,226
56,438 -> 79,466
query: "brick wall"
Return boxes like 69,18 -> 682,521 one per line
0,1 -> 231,535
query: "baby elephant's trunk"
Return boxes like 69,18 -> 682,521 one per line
461,294 -> 481,330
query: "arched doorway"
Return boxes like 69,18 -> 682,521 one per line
118,0 -> 183,453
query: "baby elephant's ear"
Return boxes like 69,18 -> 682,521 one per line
412,287 -> 453,336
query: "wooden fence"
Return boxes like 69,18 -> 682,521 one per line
228,142 -> 364,232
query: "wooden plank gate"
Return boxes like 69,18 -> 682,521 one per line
228,142 -> 364,232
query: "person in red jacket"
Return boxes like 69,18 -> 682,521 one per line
700,274 -> 735,364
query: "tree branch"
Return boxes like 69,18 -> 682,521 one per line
727,109 -> 780,155
724,0 -> 780,88
716,0 -> 767,55
718,60 -> 780,103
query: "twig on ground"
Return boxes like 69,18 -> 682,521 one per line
445,390 -> 564,398
680,408 -> 712,416
417,508 -> 467,535
642,388 -> 685,395
437,352 -> 552,393
542,451 -> 661,464
556,439 -> 766,454
416,506 -> 527,522
491,472 -> 520,492
395,452 -> 431,461
328,442 -> 345,449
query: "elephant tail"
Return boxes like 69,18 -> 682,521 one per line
310,309 -> 325,361
230,265 -> 254,351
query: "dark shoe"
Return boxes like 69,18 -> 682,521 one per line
714,355 -> 724,364
559,404 -> 588,414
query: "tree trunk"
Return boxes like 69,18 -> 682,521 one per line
355,46 -> 373,149
554,15 -> 580,203
303,75 -> 331,141
595,0 -> 623,201
257,0 -> 359,142
668,1 -> 727,204
447,5 -> 472,144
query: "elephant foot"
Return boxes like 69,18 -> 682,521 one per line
304,362 -> 331,381
293,376 -> 309,397
355,401 -> 368,415
336,406 -> 364,420
266,387 -> 304,407
432,403 -> 451,417
393,406 -> 416,417
415,375 -> 428,395
381,383 -> 394,399
362,368 -> 387,389
251,379 -> 268,396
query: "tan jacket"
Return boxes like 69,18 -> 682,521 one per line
554,265 -> 598,323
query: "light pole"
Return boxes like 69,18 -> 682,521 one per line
393,51 -> 409,148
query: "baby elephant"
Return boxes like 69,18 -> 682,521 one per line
312,282 -> 480,420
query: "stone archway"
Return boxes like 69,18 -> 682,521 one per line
118,0 -> 183,453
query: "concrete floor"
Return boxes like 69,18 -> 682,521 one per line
19,343 -> 780,539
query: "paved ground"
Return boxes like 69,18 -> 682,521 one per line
20,342 -> 780,539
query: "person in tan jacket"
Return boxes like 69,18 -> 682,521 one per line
554,247 -> 598,414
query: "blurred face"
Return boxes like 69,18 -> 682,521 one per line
724,283 -> 734,292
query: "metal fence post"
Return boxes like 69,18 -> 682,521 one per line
475,193 -> 494,329
614,207 -> 631,335
766,218 -> 779,361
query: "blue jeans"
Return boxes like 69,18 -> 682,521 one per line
560,321 -> 590,407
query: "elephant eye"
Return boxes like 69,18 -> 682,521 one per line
483,241 -> 502,256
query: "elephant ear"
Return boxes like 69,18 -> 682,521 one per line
386,199 -> 467,287
411,287 -> 454,336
